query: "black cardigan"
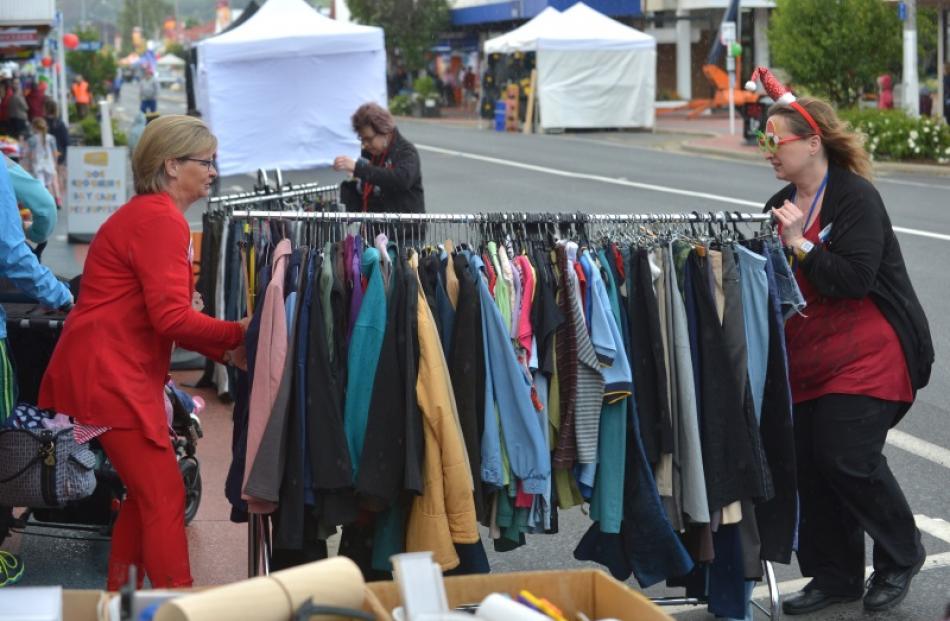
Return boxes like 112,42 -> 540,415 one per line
765,164 -> 934,419
351,128 -> 425,214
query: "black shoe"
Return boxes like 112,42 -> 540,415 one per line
782,588 -> 862,615
863,552 -> 926,612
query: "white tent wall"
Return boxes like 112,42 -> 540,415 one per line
203,50 -> 386,176
537,48 -> 656,129
196,0 -> 387,176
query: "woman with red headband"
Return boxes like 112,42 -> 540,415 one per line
750,67 -> 933,615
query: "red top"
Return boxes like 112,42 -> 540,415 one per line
39,193 -> 244,445
785,219 -> 913,404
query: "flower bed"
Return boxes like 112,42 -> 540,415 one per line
838,108 -> 950,165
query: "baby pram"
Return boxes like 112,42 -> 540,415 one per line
0,300 -> 204,545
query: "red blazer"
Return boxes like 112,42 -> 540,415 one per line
39,192 -> 243,445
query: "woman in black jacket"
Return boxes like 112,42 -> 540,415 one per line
758,75 -> 933,616
333,102 -> 425,214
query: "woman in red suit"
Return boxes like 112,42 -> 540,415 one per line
39,115 -> 246,589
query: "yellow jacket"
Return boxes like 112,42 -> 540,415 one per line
405,267 -> 479,570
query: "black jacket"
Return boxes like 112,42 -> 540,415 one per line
347,128 -> 425,214
765,164 -> 934,417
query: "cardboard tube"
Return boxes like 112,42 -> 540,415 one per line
153,557 -> 365,621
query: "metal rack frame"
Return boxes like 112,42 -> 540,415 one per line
211,178 -> 780,618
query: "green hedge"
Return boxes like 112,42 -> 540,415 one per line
838,108 -> 950,164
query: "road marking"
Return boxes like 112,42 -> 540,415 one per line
662,551 -> 950,614
915,515 -> 950,544
892,226 -> 950,242
887,429 -> 950,469
878,177 -> 950,190
417,143 -> 764,208
418,144 -> 950,242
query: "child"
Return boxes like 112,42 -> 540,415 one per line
23,117 -> 60,208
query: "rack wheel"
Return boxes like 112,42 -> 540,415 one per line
180,457 -> 202,525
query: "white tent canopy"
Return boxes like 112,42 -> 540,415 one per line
197,0 -> 386,176
483,7 -> 563,54
483,2 -> 656,129
157,54 -> 185,66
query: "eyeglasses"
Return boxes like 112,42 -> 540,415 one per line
358,133 -> 378,146
180,157 -> 216,170
756,131 -> 808,154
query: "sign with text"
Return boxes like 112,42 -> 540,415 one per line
66,147 -> 129,238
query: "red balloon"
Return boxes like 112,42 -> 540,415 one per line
41,56 -> 53,68
63,33 -> 80,50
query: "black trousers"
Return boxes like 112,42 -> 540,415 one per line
794,394 -> 923,596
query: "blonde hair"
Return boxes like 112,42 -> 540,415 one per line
31,117 -> 48,147
132,115 -> 217,195
768,96 -> 873,179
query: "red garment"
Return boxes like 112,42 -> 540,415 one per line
39,193 -> 243,445
785,219 -> 912,404
26,82 -> 46,119
482,252 -> 496,295
573,261 -> 587,322
99,428 -> 192,590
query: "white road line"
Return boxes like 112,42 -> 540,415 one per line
878,177 -> 950,190
418,144 -> 950,242
887,429 -> 950,469
892,226 -> 950,242
663,551 -> 950,614
915,515 -> 950,544
417,144 -> 763,208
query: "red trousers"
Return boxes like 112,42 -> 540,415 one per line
98,428 -> 193,590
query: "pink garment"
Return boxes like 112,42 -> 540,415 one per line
514,255 -> 536,356
242,238 -> 292,514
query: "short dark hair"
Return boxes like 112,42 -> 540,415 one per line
351,102 -> 395,136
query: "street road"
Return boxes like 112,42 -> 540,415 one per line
20,85 -> 950,619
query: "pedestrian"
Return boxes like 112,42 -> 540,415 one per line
333,102 -> 425,214
139,67 -> 159,114
749,67 -> 933,615
0,149 -> 74,589
7,81 -> 28,139
943,63 -> 949,122
113,67 -> 123,102
38,115 -> 248,591
877,74 -> 894,110
23,117 -> 60,209
25,77 -> 46,121
71,75 -> 90,120
43,98 -> 69,199
463,66 -> 477,113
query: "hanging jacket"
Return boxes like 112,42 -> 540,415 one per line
764,163 -> 933,422
405,269 -> 478,571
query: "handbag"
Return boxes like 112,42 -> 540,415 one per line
0,426 -> 97,508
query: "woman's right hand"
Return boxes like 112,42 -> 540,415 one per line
226,344 -> 248,371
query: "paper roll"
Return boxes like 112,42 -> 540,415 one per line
476,594 -> 551,621
153,557 -> 366,621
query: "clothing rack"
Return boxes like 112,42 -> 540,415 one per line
217,198 -> 780,618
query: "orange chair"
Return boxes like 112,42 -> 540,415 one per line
685,64 -> 761,118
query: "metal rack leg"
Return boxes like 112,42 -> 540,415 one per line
750,560 -> 781,618
247,516 -> 259,579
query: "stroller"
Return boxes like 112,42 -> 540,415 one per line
0,300 -> 204,545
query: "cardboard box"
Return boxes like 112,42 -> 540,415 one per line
367,569 -> 674,620
63,569 -> 674,621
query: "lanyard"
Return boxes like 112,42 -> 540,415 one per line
790,170 -> 829,235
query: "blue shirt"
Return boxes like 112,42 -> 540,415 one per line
0,163 -> 71,339
469,253 -> 550,494
6,158 -> 57,244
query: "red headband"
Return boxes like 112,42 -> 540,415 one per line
790,101 -> 822,137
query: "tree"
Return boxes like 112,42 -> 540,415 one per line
769,0 -> 902,106
66,28 -> 118,99
347,0 -> 450,73
117,0 -> 172,55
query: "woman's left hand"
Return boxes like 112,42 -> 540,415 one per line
772,199 -> 806,247
333,156 -> 356,174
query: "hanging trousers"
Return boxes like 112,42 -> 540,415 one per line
99,429 -> 192,590
794,394 -> 923,596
